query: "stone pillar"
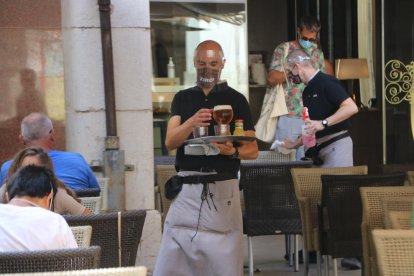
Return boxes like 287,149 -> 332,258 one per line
61,0 -> 160,271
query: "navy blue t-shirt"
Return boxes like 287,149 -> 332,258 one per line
170,82 -> 254,176
302,71 -> 350,138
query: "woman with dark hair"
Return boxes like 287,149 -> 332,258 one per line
0,165 -> 77,251
0,147 -> 92,215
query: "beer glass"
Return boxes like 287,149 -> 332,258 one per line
213,105 -> 233,136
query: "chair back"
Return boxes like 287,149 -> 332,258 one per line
156,165 -> 177,221
75,188 -> 101,198
290,165 -> 368,251
96,177 -> 109,211
381,196 -> 413,228
241,150 -> 296,164
387,211 -> 412,229
240,160 -> 312,237
64,210 -> 146,268
7,266 -> 148,276
372,229 -> 414,276
320,172 -> 405,258
71,225 -> 93,247
80,197 -> 102,214
0,246 -> 100,273
360,186 -> 414,276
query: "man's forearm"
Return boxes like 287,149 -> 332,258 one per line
267,70 -> 286,87
165,121 -> 193,150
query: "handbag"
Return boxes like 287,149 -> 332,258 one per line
255,43 -> 289,142
255,84 -> 287,142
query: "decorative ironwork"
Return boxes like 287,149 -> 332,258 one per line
384,59 -> 414,104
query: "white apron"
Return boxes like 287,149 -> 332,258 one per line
154,177 -> 243,276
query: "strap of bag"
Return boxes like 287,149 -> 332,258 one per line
316,132 -> 350,151
117,211 -> 122,267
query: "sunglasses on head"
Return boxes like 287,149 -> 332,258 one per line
300,36 -> 318,43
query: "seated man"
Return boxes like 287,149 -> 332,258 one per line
0,113 -> 100,191
0,165 -> 77,251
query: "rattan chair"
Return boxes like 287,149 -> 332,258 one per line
372,229 -> 414,276
360,186 -> 414,276
64,210 -> 146,268
9,266 -> 148,276
408,171 -> 414,185
240,160 -> 312,275
0,246 -> 101,273
153,157 -> 176,214
381,196 -> 413,228
319,172 -> 405,276
75,188 -> 101,198
156,164 -> 177,222
386,211 -> 412,229
80,196 -> 102,214
291,165 -> 368,275
71,225 -> 93,247
96,177 -> 109,211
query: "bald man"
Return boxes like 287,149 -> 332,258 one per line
154,40 -> 258,276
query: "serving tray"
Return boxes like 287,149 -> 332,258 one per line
185,135 -> 256,145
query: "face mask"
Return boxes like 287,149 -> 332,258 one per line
299,39 -> 316,49
196,68 -> 220,88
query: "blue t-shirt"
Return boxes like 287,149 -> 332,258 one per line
0,150 -> 100,191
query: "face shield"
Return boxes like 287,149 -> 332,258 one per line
284,50 -> 311,88
194,48 -> 225,88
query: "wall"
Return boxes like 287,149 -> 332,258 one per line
61,0 -> 160,271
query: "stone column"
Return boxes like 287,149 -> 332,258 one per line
61,0 -> 160,271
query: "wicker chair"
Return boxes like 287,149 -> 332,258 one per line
80,196 -> 102,214
372,229 -> 414,276
75,188 -> 101,198
64,210 -> 146,268
386,211 -> 412,229
156,164 -> 177,222
9,266 -> 148,276
360,186 -> 414,276
291,165 -> 368,275
0,246 -> 101,273
381,196 -> 413,228
240,160 -> 312,275
70,225 -> 93,247
319,172 -> 406,276
153,156 -> 176,214
96,177 -> 109,211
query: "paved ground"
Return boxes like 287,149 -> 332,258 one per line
243,235 -> 362,276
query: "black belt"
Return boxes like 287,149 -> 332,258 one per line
180,172 -> 236,184
317,131 -> 350,151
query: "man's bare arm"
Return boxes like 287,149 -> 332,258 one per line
165,108 -> 212,150
267,70 -> 286,87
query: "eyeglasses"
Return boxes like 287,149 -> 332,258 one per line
300,36 -> 318,43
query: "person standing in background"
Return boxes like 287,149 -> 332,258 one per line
267,15 -> 328,160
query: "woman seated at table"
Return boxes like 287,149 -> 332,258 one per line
0,147 -> 92,215
0,165 -> 77,251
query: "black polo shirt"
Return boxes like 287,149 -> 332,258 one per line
170,82 -> 254,176
303,71 -> 350,138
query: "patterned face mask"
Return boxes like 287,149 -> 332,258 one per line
196,67 -> 220,88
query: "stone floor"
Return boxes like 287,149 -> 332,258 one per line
243,235 -> 362,276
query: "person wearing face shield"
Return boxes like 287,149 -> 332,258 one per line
283,48 -> 358,167
283,49 -> 361,270
0,165 -> 77,251
153,40 -> 258,276
266,15 -> 329,160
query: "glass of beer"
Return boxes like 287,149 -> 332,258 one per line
213,105 -> 233,136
